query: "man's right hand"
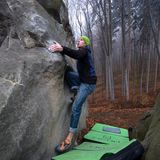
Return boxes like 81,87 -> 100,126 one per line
48,42 -> 63,52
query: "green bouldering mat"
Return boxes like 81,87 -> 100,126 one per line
52,123 -> 134,160
52,140 -> 136,160
84,123 -> 129,144
75,140 -> 135,153
91,123 -> 128,138
52,150 -> 112,160
84,130 -> 129,145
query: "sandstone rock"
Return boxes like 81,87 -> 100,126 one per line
5,0 -> 71,48
134,94 -> 160,160
0,38 -> 87,160
37,0 -> 63,23
37,0 -> 73,41
0,0 -> 12,46
0,1 -> 87,160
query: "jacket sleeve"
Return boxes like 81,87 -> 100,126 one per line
60,46 -> 87,60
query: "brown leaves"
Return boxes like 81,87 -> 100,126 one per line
77,91 -> 158,144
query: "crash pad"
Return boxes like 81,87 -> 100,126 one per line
91,123 -> 128,138
84,130 -> 129,145
52,140 -> 136,160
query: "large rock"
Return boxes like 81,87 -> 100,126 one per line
37,0 -> 63,23
0,0 -> 12,46
5,0 -> 70,48
0,0 -> 87,160
133,93 -> 160,160
37,0 -> 73,39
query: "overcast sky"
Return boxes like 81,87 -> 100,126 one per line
67,0 -> 86,40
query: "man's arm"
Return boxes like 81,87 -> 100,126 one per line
61,46 -> 87,60
49,42 -> 87,60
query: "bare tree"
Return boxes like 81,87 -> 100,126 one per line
121,0 -> 130,100
93,0 -> 115,100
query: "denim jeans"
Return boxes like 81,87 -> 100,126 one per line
66,71 -> 96,133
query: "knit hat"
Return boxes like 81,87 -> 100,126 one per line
81,36 -> 91,46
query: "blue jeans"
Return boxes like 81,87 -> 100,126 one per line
66,71 -> 96,133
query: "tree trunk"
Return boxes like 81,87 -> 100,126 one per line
140,45 -> 144,95
154,54 -> 159,91
121,0 -> 129,100
146,43 -> 151,93
108,0 -> 115,100
148,3 -> 160,59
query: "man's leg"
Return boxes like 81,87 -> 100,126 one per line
69,83 -> 96,133
57,83 -> 96,152
66,71 -> 80,102
65,71 -> 80,90
56,72 -> 80,152
63,84 -> 96,149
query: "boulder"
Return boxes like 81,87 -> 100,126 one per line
0,0 -> 12,46
0,0 -> 87,160
5,0 -> 70,48
37,0 -> 73,39
133,93 -> 160,160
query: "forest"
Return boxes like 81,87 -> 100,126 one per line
67,0 -> 160,103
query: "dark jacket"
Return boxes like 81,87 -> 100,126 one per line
61,46 -> 97,84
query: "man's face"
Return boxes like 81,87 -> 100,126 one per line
77,39 -> 85,48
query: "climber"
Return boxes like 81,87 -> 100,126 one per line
49,36 -> 97,153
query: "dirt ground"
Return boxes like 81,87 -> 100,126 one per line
77,89 -> 160,143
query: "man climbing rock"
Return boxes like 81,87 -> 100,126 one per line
49,36 -> 97,153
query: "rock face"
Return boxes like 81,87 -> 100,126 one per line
0,0 -> 12,46
0,1 -> 87,160
37,0 -> 73,39
133,93 -> 160,160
